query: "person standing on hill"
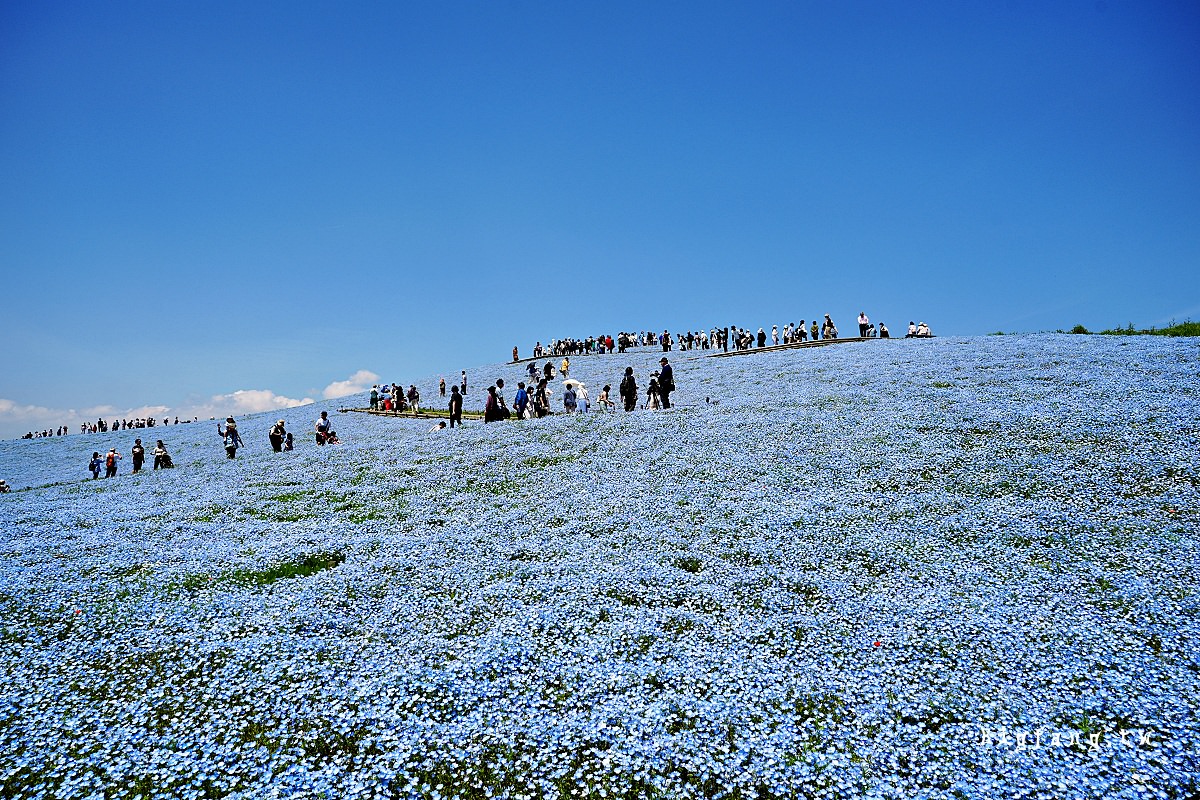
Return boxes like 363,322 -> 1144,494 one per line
485,386 -> 505,422
811,320 -> 820,341
460,371 -> 468,394
218,418 -> 244,458
153,440 -> 171,469
448,385 -> 463,428
131,439 -> 145,473
858,312 -> 870,338
370,386 -> 379,410
619,367 -> 638,412
658,357 -> 675,409
89,451 -> 103,479
269,420 -> 287,452
104,448 -> 122,477
514,382 -> 530,418
407,385 -> 420,415
439,377 -> 446,398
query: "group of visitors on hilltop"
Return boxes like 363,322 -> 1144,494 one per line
515,311 -> 934,361
21,415 -> 196,441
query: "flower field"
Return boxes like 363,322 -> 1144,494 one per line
1,334 -> 1197,799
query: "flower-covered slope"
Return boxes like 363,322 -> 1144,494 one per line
1,335 -> 1197,799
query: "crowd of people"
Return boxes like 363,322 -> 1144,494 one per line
471,355 -> 677,424
515,311 -> 931,361
367,382 -> 427,414
87,439 -> 175,479
7,310 -> 939,488
21,415 -> 199,441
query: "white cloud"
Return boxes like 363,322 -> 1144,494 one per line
322,369 -> 380,400
0,398 -> 61,424
190,390 -> 314,419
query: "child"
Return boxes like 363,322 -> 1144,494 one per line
89,452 -> 103,479
283,432 -> 294,451
598,384 -> 615,411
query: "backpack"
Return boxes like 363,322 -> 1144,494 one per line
105,452 -> 115,468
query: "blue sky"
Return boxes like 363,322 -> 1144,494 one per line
1,1 -> 1198,438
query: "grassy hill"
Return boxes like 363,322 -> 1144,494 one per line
1,335 -> 1197,799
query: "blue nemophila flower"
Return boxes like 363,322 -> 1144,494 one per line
1,334 -> 1197,798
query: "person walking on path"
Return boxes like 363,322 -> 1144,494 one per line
514,382 -> 530,419
370,386 -> 379,410
619,367 -> 638,412
658,357 -> 675,409
561,356 -> 570,378
448,385 -> 463,428
485,386 -> 506,422
131,439 -> 145,473
218,418 -> 244,458
858,312 -> 870,338
407,385 -> 420,415
269,420 -> 287,452
314,412 -> 332,445
534,379 -> 551,418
